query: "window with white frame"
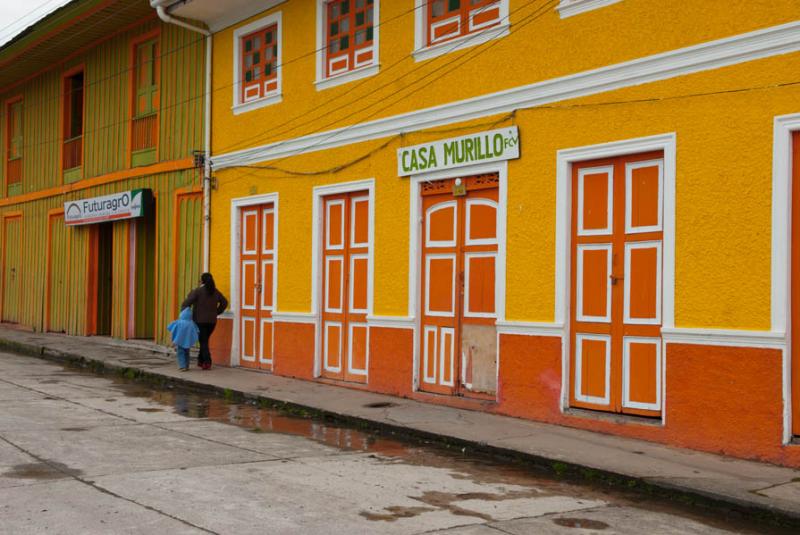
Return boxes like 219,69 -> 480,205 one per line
556,0 -> 622,19
414,0 -> 508,61
233,12 -> 282,113
316,0 -> 379,89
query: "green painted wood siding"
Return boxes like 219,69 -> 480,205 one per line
0,169 -> 200,344
0,19 -> 205,191
175,192 -> 203,315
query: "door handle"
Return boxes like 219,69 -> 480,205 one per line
610,275 -> 624,285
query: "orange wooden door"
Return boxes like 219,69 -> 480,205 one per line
791,131 -> 800,435
239,204 -> 275,371
419,175 -> 499,397
321,192 -> 370,383
570,152 -> 663,417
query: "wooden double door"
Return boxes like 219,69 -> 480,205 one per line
419,175 -> 499,397
240,203 -> 276,371
321,191 -> 370,383
570,151 -> 664,417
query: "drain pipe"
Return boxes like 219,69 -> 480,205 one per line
151,1 -> 213,272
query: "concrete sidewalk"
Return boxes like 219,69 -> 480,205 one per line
1,326 -> 799,526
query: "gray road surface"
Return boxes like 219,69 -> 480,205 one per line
0,353 -> 786,534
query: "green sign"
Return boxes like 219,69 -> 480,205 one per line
397,126 -> 520,176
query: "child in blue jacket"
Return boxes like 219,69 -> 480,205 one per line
167,308 -> 199,371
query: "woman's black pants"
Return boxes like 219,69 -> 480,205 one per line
197,322 -> 216,366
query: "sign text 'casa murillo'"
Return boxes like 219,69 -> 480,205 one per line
64,189 -> 151,226
397,126 -> 520,176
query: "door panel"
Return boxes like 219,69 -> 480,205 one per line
321,191 -> 371,383
419,175 -> 499,397
239,203 -> 275,371
570,152 -> 664,417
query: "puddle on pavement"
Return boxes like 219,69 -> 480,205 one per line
5,461 -> 83,480
553,517 -> 610,529
47,362 -> 796,534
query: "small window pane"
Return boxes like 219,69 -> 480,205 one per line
367,6 -> 374,23
340,18 -> 350,33
329,40 -> 340,54
265,31 -> 272,43
253,36 -> 261,50
341,1 -> 350,14
254,66 -> 261,79
366,26 -> 373,41
253,51 -> 260,64
331,4 -> 340,17
340,35 -> 349,50
356,0 -> 365,7
330,22 -> 339,36
245,70 -> 252,82
432,0 -> 445,17
356,12 -> 364,26
448,0 -> 460,11
245,39 -> 252,52
245,54 -> 253,68
355,30 -> 365,45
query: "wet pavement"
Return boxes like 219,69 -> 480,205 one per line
0,352 -> 791,534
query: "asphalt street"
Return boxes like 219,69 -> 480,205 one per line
0,353 -> 789,534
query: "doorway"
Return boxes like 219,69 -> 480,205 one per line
418,174 -> 499,397
321,191 -> 370,383
239,202 -> 276,371
47,213 -> 69,333
791,131 -> 800,436
2,215 -> 21,323
94,222 -> 113,336
569,151 -> 664,417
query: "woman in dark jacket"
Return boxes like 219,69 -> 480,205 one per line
181,272 -> 228,370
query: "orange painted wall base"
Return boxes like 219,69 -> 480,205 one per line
209,317 -> 233,367
221,324 -> 799,468
273,321 -> 315,380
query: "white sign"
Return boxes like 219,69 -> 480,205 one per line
397,126 -> 520,176
64,189 -> 149,226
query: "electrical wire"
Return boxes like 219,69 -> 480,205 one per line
218,0 -> 557,173
214,0 -> 555,157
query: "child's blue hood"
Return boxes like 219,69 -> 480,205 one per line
168,308 -> 199,348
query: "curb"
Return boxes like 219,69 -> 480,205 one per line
2,336 -> 799,528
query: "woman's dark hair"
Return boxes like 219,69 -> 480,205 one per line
201,272 -> 216,295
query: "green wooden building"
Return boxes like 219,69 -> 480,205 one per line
0,0 -> 206,343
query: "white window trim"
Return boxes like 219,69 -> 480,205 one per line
556,0 -> 622,19
232,11 -> 283,115
413,0 -> 510,63
315,0 -> 381,91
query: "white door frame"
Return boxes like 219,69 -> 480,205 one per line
772,113 -> 800,443
229,192 -> 279,368
408,161 -> 508,394
555,133 -> 676,418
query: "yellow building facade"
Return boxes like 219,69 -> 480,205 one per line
165,0 -> 800,466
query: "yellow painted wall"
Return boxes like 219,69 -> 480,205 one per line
210,0 -> 798,155
209,1 -> 800,331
